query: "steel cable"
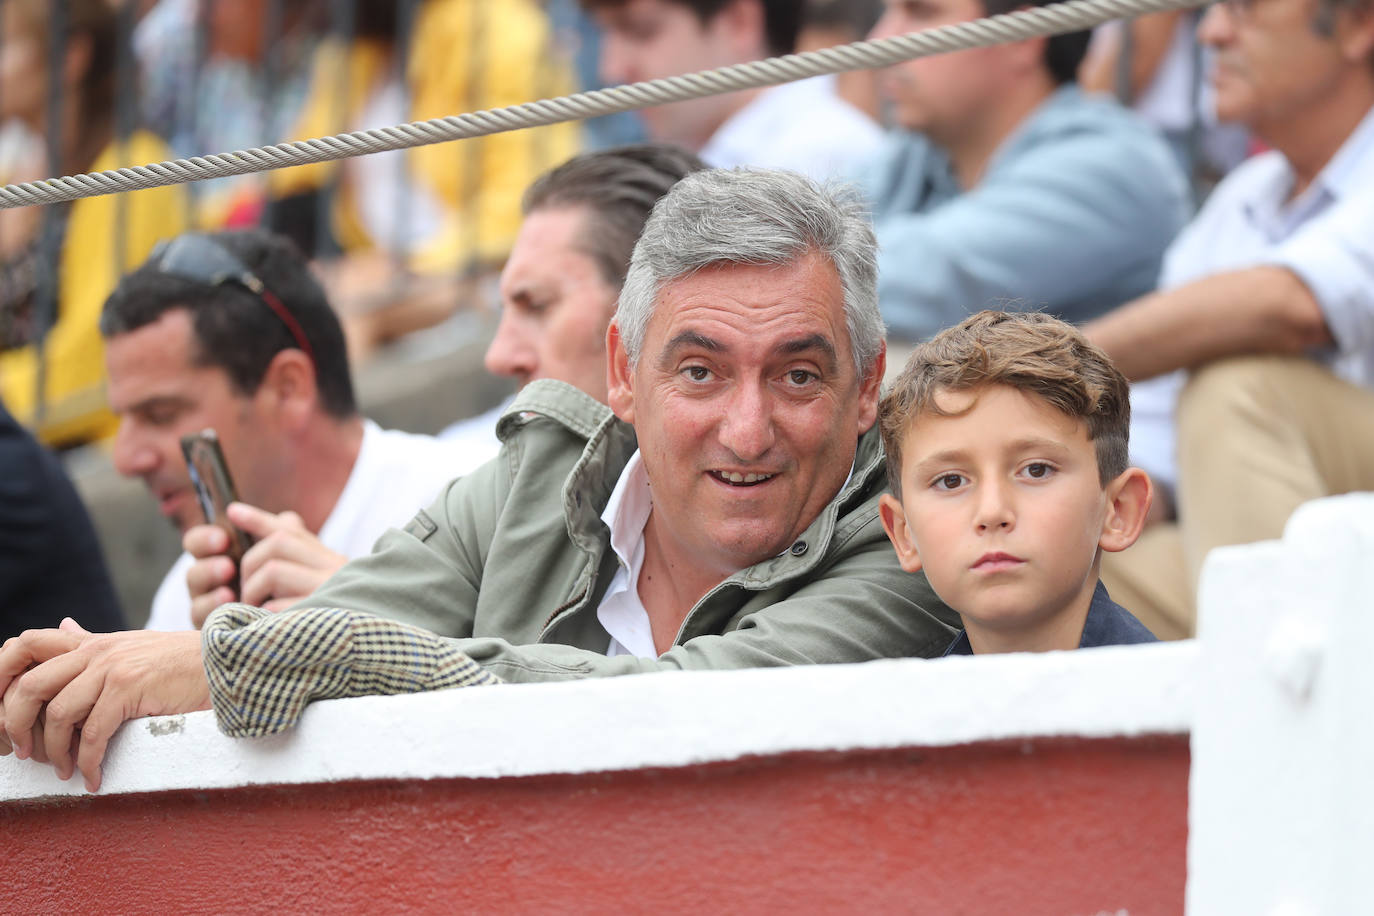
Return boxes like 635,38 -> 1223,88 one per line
0,0 -> 1208,210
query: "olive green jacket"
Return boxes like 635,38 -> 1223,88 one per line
295,379 -> 957,682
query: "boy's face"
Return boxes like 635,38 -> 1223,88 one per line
879,384 -> 1145,647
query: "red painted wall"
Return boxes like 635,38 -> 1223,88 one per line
2,735 -> 1188,914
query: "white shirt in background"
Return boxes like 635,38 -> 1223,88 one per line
701,75 -> 886,181
437,397 -> 509,451
145,420 -> 498,631
1129,104 -> 1374,489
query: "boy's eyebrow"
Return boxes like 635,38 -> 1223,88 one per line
910,447 -> 971,471
909,438 -> 1073,469
1005,436 -> 1074,456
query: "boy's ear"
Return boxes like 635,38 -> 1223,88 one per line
1099,467 -> 1152,553
878,493 -> 925,574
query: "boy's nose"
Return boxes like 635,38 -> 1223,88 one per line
974,480 -> 1015,532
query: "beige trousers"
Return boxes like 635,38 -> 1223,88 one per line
1102,355 -> 1374,639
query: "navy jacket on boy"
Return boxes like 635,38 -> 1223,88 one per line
943,581 -> 1156,656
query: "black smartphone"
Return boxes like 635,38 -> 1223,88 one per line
179,429 -> 256,596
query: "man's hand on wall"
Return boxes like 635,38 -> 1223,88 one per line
0,619 -> 210,792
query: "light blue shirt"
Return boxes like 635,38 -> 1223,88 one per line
856,86 -> 1190,342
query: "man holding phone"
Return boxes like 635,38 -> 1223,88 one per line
101,229 -> 479,630
166,144 -> 707,627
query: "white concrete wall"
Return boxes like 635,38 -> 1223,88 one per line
0,639 -> 1195,801
1187,493 -> 1374,915
8,491 -> 1374,915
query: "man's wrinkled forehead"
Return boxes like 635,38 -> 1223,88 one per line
658,327 -> 841,369
646,252 -> 850,355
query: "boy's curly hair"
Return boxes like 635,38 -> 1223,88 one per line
879,311 -> 1130,497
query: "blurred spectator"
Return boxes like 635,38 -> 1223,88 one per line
1080,10 -> 1250,184
859,0 -> 1189,343
134,0 -> 320,228
440,142 -> 706,445
798,0 -> 884,122
269,0 -> 580,357
0,395 -> 124,640
0,0 -> 186,447
544,0 -> 648,148
1087,0 -> 1374,639
579,0 -> 885,179
98,229 -> 477,631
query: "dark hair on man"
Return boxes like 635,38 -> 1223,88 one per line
522,143 -> 707,290
980,0 -> 1090,84
879,311 -> 1131,497
100,229 -> 356,419
580,0 -> 802,58
804,0 -> 883,37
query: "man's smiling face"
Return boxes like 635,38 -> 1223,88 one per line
607,250 -> 882,580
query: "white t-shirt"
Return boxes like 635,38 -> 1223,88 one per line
437,398 -> 509,450
701,75 -> 886,181
144,420 -> 500,631
1129,104 -> 1374,489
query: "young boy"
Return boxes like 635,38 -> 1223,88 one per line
878,311 -> 1157,655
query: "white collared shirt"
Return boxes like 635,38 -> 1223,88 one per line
594,450 -> 858,658
596,450 -> 658,658
1129,104 -> 1374,488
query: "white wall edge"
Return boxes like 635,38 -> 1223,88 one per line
1,639 -> 1197,802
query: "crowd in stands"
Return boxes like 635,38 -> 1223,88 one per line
0,0 -> 1371,791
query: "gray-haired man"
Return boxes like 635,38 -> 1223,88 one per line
0,169 -> 957,791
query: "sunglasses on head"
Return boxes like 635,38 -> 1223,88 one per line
149,234 -> 316,364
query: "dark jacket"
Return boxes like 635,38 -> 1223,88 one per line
0,398 -> 124,639
944,581 -> 1156,656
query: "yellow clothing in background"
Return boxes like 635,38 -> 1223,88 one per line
272,0 -> 579,270
0,131 -> 187,447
